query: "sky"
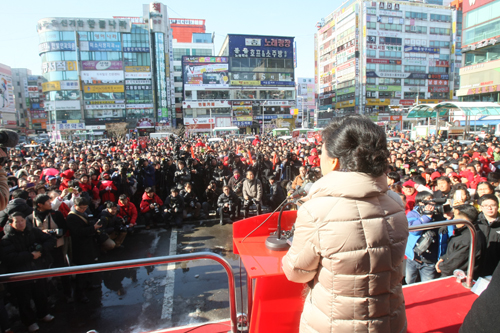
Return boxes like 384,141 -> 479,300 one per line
0,0 -> 344,78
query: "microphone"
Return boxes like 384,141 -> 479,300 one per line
288,183 -> 313,200
0,129 -> 19,148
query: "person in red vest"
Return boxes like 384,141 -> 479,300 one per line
99,174 -> 117,204
195,139 -> 206,147
59,169 -> 74,191
117,194 -> 138,230
307,148 -> 320,167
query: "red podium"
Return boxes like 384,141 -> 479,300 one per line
233,211 -> 304,333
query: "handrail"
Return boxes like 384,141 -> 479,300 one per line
409,219 -> 476,288
0,252 -> 238,333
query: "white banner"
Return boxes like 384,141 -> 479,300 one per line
125,72 -> 152,79
85,104 -> 125,110
60,81 -> 80,90
81,71 -> 124,81
183,101 -> 230,108
183,117 -> 215,125
44,100 -> 81,111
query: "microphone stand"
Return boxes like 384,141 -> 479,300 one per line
265,201 -> 296,251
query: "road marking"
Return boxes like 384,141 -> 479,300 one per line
161,228 -> 178,320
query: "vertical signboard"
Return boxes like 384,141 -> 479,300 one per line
155,32 -> 168,121
0,64 -> 15,114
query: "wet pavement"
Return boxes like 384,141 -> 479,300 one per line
6,217 -> 249,333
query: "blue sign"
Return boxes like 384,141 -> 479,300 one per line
254,115 -> 278,120
88,41 -> 121,51
234,121 -> 253,127
228,34 -> 294,59
261,81 -> 295,86
31,103 -> 41,109
123,47 -> 150,53
404,46 -> 440,54
39,42 -> 75,53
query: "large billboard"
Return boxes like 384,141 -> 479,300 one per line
0,64 -> 15,114
228,34 -> 294,59
182,56 -> 229,88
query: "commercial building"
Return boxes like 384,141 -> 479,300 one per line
315,0 -> 462,124
296,77 -> 316,128
0,63 -> 17,129
36,2 -> 175,140
456,0 -> 500,102
170,19 -> 215,131
11,69 -> 47,134
203,34 -> 296,134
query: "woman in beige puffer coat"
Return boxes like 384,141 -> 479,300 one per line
282,115 -> 408,333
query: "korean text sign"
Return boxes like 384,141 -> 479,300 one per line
228,35 -> 294,59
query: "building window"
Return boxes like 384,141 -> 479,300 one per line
404,79 -> 426,86
191,49 -> 212,56
17,81 -> 20,86
404,66 -> 426,73
379,51 -> 402,58
379,23 -> 402,31
405,25 -> 427,34
430,14 -> 451,22
367,22 -> 377,29
379,64 -> 402,72
18,93 -> 21,98
367,50 -> 377,57
429,66 -> 447,73
173,48 -> 190,61
405,12 -> 428,20
430,28 -> 451,35
430,41 -> 450,48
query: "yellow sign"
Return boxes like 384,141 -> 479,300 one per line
450,91 -> 454,100
88,100 -> 117,105
293,108 -> 299,115
42,81 -> 61,92
231,80 -> 261,86
420,99 -> 440,103
236,116 -> 252,121
83,85 -> 124,93
335,100 -> 355,108
125,66 -> 151,72
366,99 -> 390,106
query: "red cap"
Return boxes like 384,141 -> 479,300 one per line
430,171 -> 442,181
403,180 -> 416,188
448,172 -> 459,179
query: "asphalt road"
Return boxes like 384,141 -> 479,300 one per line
6,217 -> 250,333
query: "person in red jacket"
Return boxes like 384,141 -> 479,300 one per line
307,148 -> 320,167
195,139 -> 206,147
252,135 -> 261,146
117,194 -> 138,230
99,175 -> 117,204
59,169 -> 74,191
139,187 -> 164,229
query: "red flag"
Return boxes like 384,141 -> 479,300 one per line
191,146 -> 195,159
247,150 -> 254,165
272,154 -> 277,167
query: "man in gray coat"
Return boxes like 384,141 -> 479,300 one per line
242,170 -> 262,218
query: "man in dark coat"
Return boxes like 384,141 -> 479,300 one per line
460,262 -> 500,333
476,194 -> 500,276
0,189 -> 33,227
436,204 -> 486,279
1,212 -> 56,332
266,176 -> 286,210
66,197 -> 102,303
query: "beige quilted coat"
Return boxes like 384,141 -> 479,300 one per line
282,171 -> 408,333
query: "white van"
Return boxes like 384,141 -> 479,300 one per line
149,132 -> 177,139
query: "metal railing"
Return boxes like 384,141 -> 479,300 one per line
409,219 -> 476,288
0,252 -> 238,333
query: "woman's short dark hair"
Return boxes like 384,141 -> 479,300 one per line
387,171 -> 400,183
321,115 -> 389,177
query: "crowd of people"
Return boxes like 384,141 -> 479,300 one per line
0,124 -> 499,331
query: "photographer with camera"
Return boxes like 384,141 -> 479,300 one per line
242,170 -> 263,218
117,195 -> 138,232
173,160 -> 191,190
164,187 -> 185,228
202,180 -> 221,217
137,159 -> 156,191
1,212 -> 56,332
139,187 -> 164,230
98,201 -> 127,251
213,161 -> 231,189
217,185 -> 241,224
180,182 -> 202,220
111,163 -> 136,199
26,194 -> 72,301
405,192 -> 450,284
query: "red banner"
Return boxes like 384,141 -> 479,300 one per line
400,99 -> 415,106
428,86 -> 449,93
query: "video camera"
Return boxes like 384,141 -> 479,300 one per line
422,198 -> 452,215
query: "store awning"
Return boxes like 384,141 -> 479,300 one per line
407,102 -> 500,118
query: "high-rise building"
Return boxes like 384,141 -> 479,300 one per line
36,2 -> 175,140
0,63 -> 17,130
11,69 -> 47,133
456,0 -> 500,102
296,78 -> 316,128
170,18 -> 214,129
316,0 -> 462,123
213,34 -> 297,135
